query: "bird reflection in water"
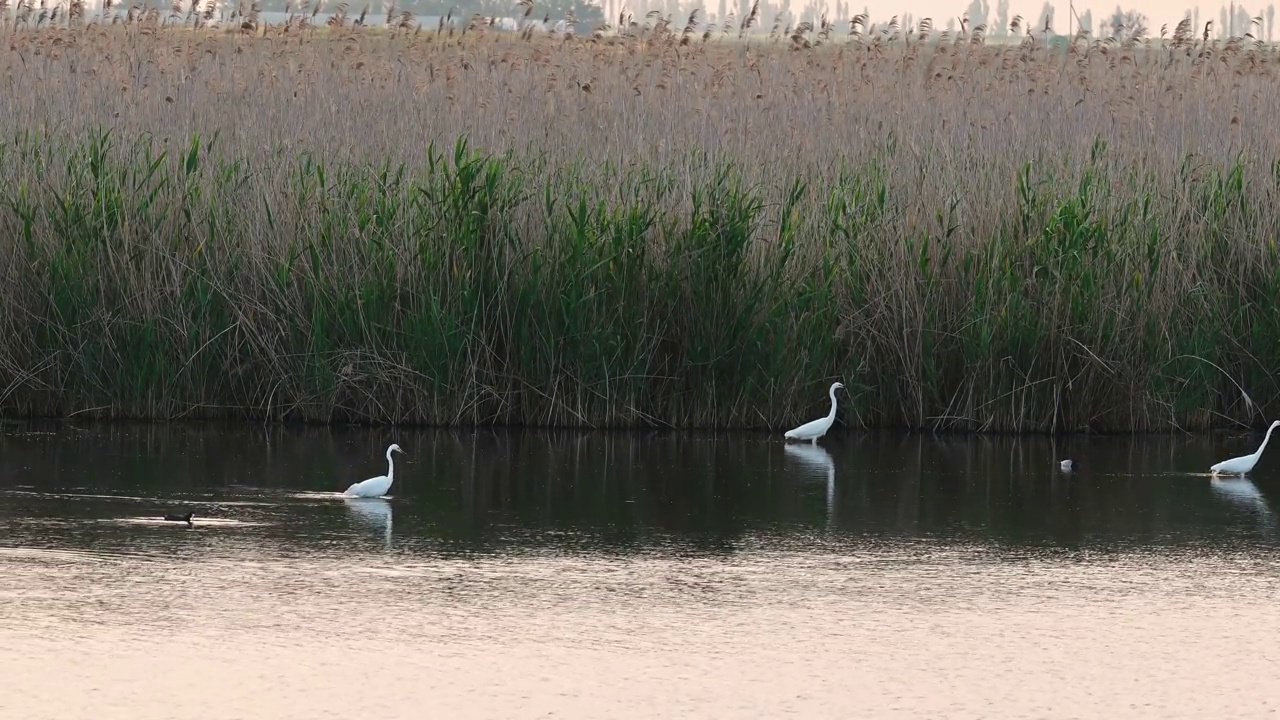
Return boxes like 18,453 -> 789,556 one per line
1209,477 -> 1275,533
783,443 -> 836,528
343,497 -> 393,551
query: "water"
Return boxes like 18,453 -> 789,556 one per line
2,422 -> 1280,719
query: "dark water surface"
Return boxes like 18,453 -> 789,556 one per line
2,422 -> 1279,719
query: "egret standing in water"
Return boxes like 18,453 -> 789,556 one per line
344,444 -> 403,498
1211,420 -> 1280,476
784,382 -> 845,445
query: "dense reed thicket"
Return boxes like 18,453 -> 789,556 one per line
1,15 -> 1279,432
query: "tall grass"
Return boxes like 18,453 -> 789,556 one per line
0,17 -> 1278,432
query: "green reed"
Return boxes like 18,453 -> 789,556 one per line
0,129 -> 1277,433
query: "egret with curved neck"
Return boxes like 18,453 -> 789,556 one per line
1211,420 -> 1280,476
783,382 -> 845,445
344,444 -> 403,498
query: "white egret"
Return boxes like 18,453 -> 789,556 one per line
1210,420 -> 1280,476
783,382 -> 845,444
1059,459 -> 1075,472
344,443 -> 403,497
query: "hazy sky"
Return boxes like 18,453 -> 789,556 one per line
849,2 -> 1260,27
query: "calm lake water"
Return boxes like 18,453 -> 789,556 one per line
2,422 -> 1280,719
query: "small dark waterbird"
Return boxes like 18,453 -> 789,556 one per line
163,511 -> 194,528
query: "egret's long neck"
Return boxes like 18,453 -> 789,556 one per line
1257,424 -> 1279,458
826,386 -> 839,419
385,449 -> 395,480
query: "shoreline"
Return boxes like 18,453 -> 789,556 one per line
0,415 -> 1267,437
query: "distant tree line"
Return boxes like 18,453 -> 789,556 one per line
248,0 -> 1277,41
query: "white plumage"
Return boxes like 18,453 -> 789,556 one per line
1210,420 -> 1280,476
783,382 -> 845,444
344,443 -> 403,497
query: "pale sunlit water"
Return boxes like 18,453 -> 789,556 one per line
2,422 -> 1279,719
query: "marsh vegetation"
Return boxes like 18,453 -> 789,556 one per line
0,11 -> 1276,432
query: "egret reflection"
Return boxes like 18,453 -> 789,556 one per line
343,497 -> 393,550
783,443 -> 836,528
1209,477 -> 1275,532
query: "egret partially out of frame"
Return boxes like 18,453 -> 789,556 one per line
783,382 -> 845,445
1211,420 -> 1280,476
344,443 -> 403,497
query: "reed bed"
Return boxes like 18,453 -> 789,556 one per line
0,13 -> 1278,433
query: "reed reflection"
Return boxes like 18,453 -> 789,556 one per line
2,424 -> 1280,553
